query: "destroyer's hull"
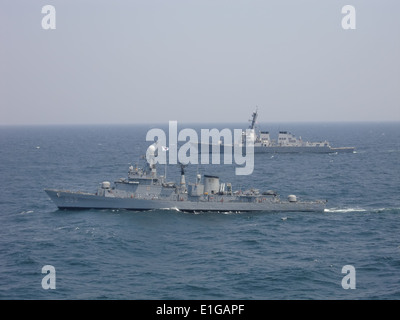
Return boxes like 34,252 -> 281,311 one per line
45,189 -> 326,213
198,143 -> 355,154
253,146 -> 355,154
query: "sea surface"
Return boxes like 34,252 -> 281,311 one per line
0,122 -> 399,300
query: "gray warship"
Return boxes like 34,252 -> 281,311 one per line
199,108 -> 355,154
45,143 -> 326,213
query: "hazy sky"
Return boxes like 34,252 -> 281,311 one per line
1,0 -> 399,125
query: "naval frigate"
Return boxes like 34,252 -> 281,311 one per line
45,142 -> 326,213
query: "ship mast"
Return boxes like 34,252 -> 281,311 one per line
249,107 -> 258,130
178,162 -> 187,192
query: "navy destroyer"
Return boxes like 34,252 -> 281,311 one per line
199,108 -> 355,154
45,142 -> 326,213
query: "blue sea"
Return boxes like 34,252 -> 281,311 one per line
0,122 -> 399,300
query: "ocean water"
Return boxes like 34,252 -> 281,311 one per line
0,122 -> 399,300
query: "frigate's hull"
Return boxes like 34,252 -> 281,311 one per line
45,189 -> 326,213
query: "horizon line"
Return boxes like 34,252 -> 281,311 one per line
1,119 -> 400,127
